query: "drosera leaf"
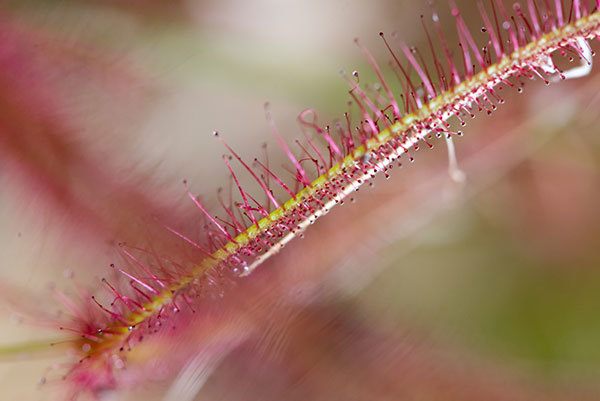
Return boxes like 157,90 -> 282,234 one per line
21,1 -> 600,397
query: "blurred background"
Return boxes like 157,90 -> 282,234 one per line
1,0 -> 599,400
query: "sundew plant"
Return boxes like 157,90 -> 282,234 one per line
1,0 -> 600,400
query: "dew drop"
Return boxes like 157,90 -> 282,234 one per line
502,21 -> 511,30
81,343 -> 91,353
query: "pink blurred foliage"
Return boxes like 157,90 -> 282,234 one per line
101,254 -> 599,401
0,9 -> 189,257
497,158 -> 600,263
